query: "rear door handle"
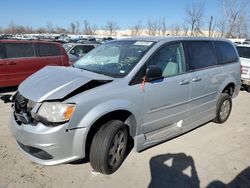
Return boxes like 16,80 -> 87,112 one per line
7,62 -> 16,65
192,77 -> 202,82
179,80 -> 190,85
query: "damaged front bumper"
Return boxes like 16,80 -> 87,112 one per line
10,113 -> 87,165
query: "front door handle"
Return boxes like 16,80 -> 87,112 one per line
179,80 -> 190,85
7,62 -> 16,65
192,77 -> 202,82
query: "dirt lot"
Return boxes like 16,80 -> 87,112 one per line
0,89 -> 249,188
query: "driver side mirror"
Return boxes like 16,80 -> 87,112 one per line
145,65 -> 163,82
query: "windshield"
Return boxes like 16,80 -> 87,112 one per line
236,46 -> 250,59
63,44 -> 73,52
74,40 -> 155,78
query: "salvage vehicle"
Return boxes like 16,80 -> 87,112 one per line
236,45 -> 250,92
63,43 -> 99,65
4,37 -> 240,174
0,40 -> 69,87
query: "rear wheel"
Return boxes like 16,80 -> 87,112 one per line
213,93 -> 232,124
89,120 -> 129,174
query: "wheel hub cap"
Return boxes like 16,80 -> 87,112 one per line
108,130 -> 125,167
220,100 -> 230,121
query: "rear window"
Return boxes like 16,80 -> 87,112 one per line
236,46 -> 250,59
215,41 -> 238,64
186,41 -> 217,70
38,43 -> 60,57
5,43 -> 35,58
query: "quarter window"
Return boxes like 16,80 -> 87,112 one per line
147,43 -> 186,77
5,43 -> 35,58
215,41 -> 238,64
186,41 -> 217,70
38,43 -> 60,57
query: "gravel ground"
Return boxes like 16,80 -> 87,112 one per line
0,89 -> 249,188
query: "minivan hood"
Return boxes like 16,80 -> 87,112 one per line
18,66 -> 112,102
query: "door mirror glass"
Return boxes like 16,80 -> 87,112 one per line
146,65 -> 163,81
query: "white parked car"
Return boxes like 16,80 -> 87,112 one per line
236,45 -> 250,92
63,43 -> 99,65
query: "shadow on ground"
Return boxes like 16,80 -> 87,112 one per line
207,166 -> 250,188
148,152 -> 250,188
148,153 -> 200,188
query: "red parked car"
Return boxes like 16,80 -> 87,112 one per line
0,40 -> 69,88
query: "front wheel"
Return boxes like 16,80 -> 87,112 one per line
89,120 -> 129,174
213,93 -> 232,124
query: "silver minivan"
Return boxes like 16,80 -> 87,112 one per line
6,37 -> 241,174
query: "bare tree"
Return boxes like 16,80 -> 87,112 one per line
83,20 -> 98,35
25,26 -> 33,34
235,15 -> 249,38
69,22 -> 76,34
208,16 -> 216,37
3,22 -> 27,34
104,21 -> 119,36
216,19 -> 226,37
36,27 -> 47,34
130,21 -> 143,36
161,17 -> 167,35
147,19 -> 156,36
170,24 -> 181,36
76,21 -> 80,34
182,24 -> 189,36
221,0 -> 249,38
147,19 -> 163,36
185,0 -> 205,36
46,22 -> 54,33
55,27 -> 67,34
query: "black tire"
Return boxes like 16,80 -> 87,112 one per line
89,120 -> 129,174
213,93 -> 232,124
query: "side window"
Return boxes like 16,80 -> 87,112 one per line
5,43 -> 35,58
186,41 -> 217,70
148,42 -> 186,77
0,44 -> 4,59
70,46 -> 83,56
70,45 -> 94,56
236,46 -> 250,59
38,43 -> 60,57
82,45 -> 94,53
215,41 -> 238,64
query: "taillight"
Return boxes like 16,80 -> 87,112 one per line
240,65 -> 242,74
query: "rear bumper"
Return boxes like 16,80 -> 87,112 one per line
10,113 -> 87,165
